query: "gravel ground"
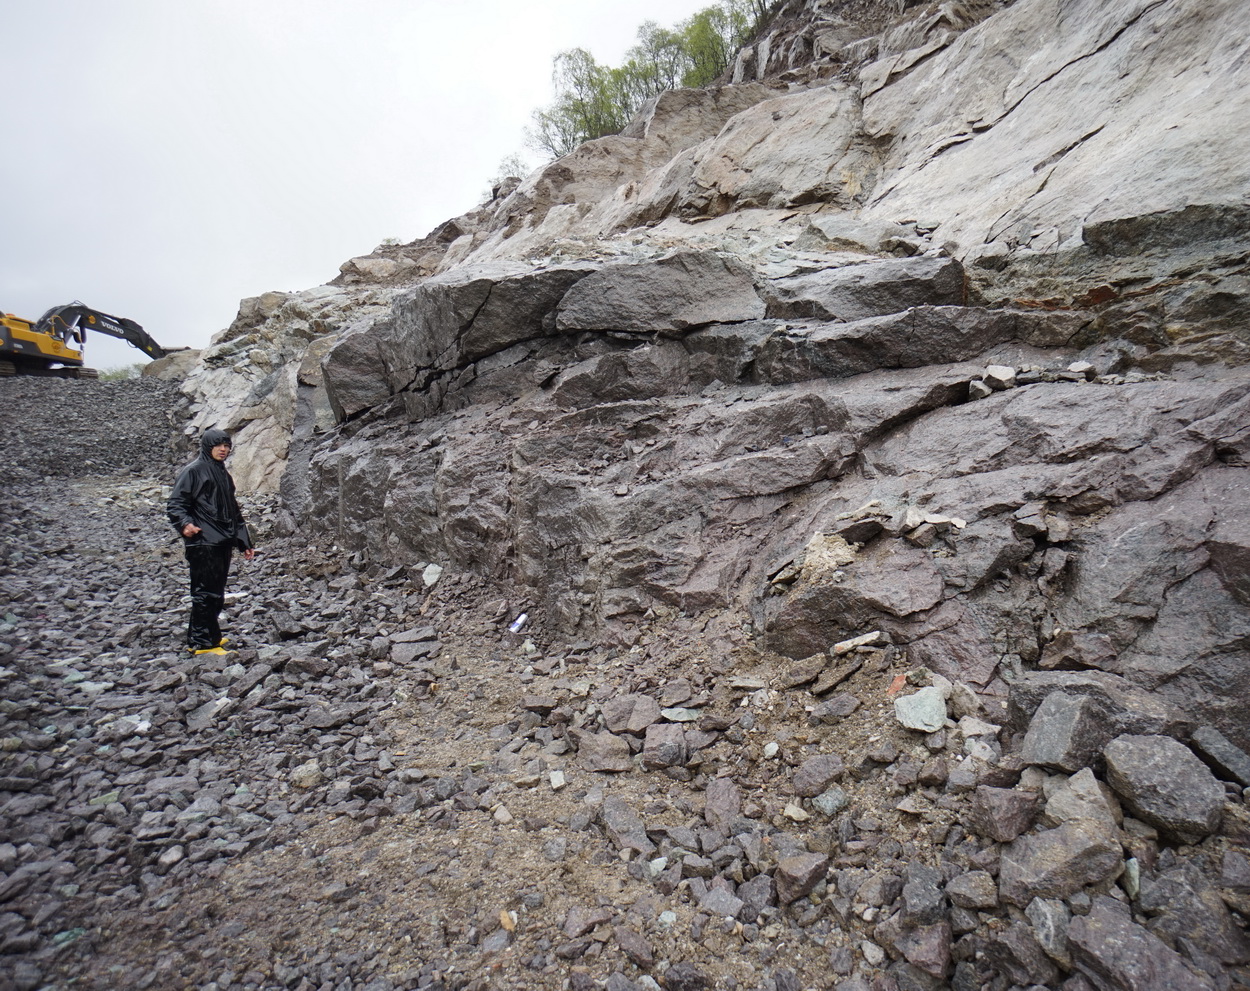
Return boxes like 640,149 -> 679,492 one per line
1,377 -> 1246,991
0,376 -> 188,484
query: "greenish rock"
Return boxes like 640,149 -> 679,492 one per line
52,928 -> 87,946
813,786 -> 849,816
895,686 -> 948,733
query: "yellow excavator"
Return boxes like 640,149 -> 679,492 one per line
0,301 -> 176,378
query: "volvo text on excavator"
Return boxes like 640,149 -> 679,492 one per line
0,301 -> 175,378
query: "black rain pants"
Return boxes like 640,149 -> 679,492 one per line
186,543 -> 233,649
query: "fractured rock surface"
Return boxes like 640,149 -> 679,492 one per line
7,0 -> 1250,986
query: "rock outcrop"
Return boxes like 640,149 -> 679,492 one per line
174,0 -> 1250,754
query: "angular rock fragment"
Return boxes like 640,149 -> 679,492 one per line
601,694 -> 662,735
576,731 -> 634,773
1068,896 -> 1217,991
984,921 -> 1060,987
1020,692 -> 1109,773
662,962 -> 714,991
781,653 -> 826,688
564,904 -> 613,938
1039,629 -> 1117,671
1008,671 -> 1195,740
392,640 -> 438,665
897,921 -> 952,979
390,625 -> 437,643
945,871 -> 997,910
703,777 -> 741,834
894,686 -> 947,732
900,862 -> 946,926
738,873 -> 776,919
1103,734 -> 1224,842
642,723 -> 688,770
614,926 -> 654,968
998,822 -> 1123,907
699,885 -> 745,919
775,853 -> 829,905
982,364 -> 1016,390
1041,767 -> 1121,831
832,630 -> 885,655
793,754 -> 845,797
289,760 -> 323,789
1025,897 -> 1072,968
810,693 -> 861,724
1137,862 -> 1250,966
599,797 -> 655,857
1189,725 -> 1250,787
970,785 -> 1039,842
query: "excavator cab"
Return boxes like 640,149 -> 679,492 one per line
0,310 -> 87,375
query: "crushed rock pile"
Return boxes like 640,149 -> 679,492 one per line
0,376 -> 188,483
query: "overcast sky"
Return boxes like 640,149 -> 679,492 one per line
1,0 -> 717,371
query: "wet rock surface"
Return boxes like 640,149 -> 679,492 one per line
2,383 -> 1247,991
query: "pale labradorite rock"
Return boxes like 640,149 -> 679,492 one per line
895,686 -> 948,733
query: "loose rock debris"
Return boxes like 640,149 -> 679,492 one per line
1,382 -> 1248,991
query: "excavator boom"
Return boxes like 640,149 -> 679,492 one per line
36,303 -> 170,360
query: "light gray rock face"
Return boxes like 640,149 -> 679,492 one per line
861,0 -> 1250,286
1102,734 -> 1225,841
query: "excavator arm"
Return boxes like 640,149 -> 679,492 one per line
35,302 -> 171,360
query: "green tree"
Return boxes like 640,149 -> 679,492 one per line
679,1 -> 758,87
482,152 -> 533,201
98,362 -> 144,381
527,2 -> 776,160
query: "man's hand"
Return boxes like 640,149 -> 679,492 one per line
182,523 -> 201,538
245,548 -> 256,561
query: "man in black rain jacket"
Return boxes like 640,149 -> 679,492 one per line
167,427 -> 255,654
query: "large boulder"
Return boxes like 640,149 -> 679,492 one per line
1102,734 -> 1225,842
762,256 -> 965,323
1068,896 -> 1218,991
997,822 -> 1123,908
556,252 -> 763,334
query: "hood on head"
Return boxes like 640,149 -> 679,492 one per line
200,427 -> 232,458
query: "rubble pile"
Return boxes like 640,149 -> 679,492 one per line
0,377 -> 186,483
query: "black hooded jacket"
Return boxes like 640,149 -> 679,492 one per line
167,428 -> 253,549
